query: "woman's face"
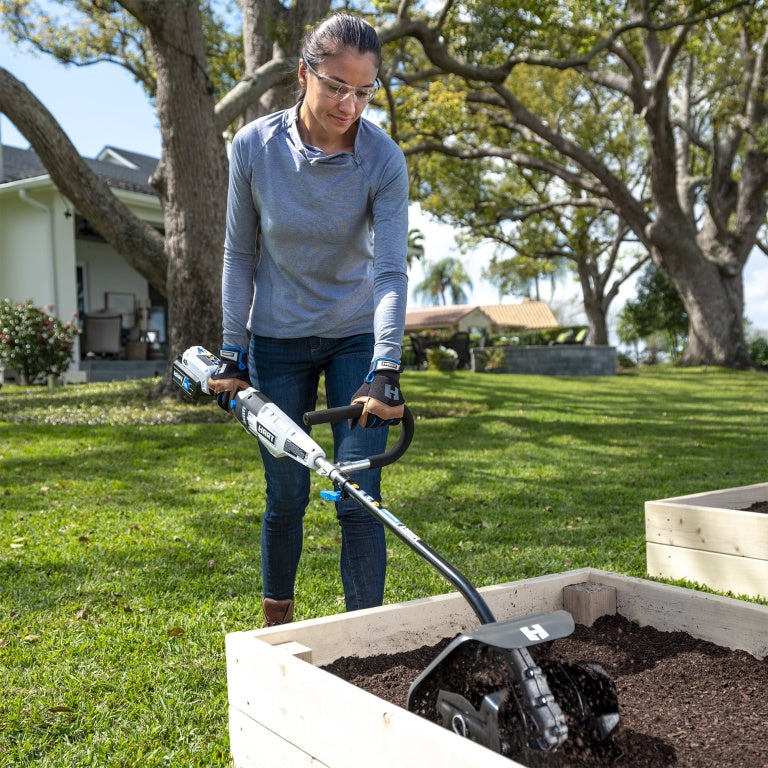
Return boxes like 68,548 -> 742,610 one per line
298,48 -> 379,143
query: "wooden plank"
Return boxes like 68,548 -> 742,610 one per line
245,570 -> 576,667
586,568 -> 768,659
237,596 -> 480,667
229,706 -> 328,767
646,541 -> 768,601
645,500 -> 768,560
477,570 -> 574,618
226,631 -> 522,768
649,482 -> 768,510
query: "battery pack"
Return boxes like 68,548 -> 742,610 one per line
172,346 -> 220,400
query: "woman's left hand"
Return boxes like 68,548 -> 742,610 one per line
350,358 -> 405,428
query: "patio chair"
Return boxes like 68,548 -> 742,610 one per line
409,334 -> 431,368
81,312 -> 123,358
444,331 -> 471,369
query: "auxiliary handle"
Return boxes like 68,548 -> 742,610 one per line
303,405 -> 414,469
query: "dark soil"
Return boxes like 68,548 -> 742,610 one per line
322,614 -> 768,767
742,500 -> 768,513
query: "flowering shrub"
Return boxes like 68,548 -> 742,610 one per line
0,299 -> 80,384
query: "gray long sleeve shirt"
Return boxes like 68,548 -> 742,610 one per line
222,104 -> 409,362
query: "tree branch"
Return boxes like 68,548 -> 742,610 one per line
493,197 -> 617,223
403,138 -> 610,198
214,58 -> 295,131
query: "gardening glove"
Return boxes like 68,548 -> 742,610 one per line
350,358 -> 405,428
207,346 -> 251,413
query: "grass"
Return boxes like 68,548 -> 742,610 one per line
1,366 -> 767,766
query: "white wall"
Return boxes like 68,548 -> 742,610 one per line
1,192 -> 54,306
77,238 -> 148,314
0,188 -> 78,321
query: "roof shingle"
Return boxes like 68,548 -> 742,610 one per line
1,144 -> 158,196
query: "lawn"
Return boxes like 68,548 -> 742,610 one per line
1,366 -> 766,766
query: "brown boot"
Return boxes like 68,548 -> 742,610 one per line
262,598 -> 294,627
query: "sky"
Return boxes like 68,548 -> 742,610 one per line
3,37 -> 768,334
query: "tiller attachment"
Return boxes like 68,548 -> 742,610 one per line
407,611 -> 620,763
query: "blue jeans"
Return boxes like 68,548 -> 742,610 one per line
248,333 -> 388,611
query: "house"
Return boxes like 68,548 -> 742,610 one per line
404,300 -> 614,374
0,143 -> 166,381
404,299 -> 562,370
405,299 -> 559,336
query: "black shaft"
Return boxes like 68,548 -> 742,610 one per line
337,476 -> 496,625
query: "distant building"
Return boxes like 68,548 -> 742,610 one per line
405,299 -> 559,335
0,143 -> 165,376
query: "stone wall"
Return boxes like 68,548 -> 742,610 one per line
472,345 -> 617,376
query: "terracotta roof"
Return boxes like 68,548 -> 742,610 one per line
404,305 -> 485,328
405,300 -> 558,330
480,300 -> 558,329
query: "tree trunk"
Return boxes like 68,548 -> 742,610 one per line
242,0 -> 283,123
662,253 -> 750,368
583,300 -> 609,347
240,0 -> 331,124
573,251 -> 639,348
138,2 -> 229,388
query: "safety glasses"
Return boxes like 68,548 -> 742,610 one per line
303,59 -> 379,104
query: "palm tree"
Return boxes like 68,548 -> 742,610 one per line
413,257 -> 473,305
406,228 -> 426,270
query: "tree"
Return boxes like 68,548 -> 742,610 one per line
406,227 -> 426,270
381,0 -> 766,367
8,2 -> 763,373
617,263 -> 689,360
413,256 -> 472,305
393,51 -> 650,345
0,0 -> 329,390
480,208 -> 649,345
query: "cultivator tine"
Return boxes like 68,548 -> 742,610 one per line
506,644 -> 569,751
540,660 -> 621,745
407,611 -> 621,761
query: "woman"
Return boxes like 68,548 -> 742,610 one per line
209,12 -> 409,627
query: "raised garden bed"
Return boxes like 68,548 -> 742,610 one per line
646,481 -> 768,599
225,568 -> 768,767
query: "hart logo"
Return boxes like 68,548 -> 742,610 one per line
384,384 -> 400,401
520,624 -> 549,642
257,422 -> 276,445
